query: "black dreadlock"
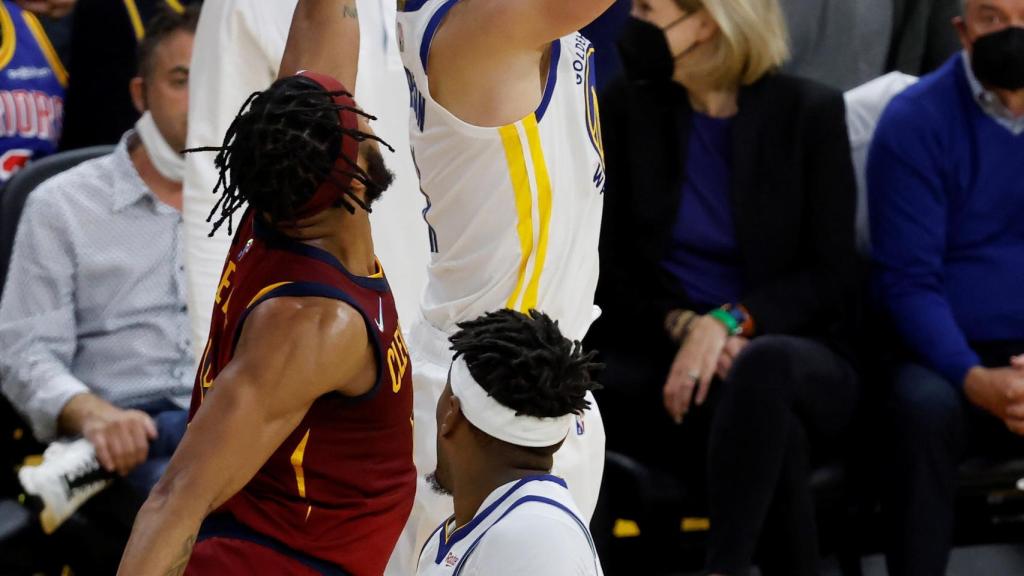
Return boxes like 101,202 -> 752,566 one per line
186,75 -> 394,236
449,309 -> 603,419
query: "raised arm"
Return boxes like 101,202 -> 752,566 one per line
116,297 -> 375,575
453,0 -> 615,48
279,0 -> 361,89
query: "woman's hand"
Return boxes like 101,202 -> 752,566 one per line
716,336 -> 750,380
663,315 -> 729,424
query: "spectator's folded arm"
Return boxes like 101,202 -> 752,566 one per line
867,96 -> 980,387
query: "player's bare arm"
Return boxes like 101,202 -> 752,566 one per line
426,0 -> 615,126
280,0 -> 361,88
116,298 -> 375,575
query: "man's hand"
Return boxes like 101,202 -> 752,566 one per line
60,394 -> 157,476
1012,355 -> 1024,371
15,0 -> 76,18
965,366 -> 1024,435
663,316 -> 728,424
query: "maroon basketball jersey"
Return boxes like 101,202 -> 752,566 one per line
189,210 -> 415,575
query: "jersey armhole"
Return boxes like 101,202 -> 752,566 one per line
416,0 -> 560,124
230,281 -> 386,402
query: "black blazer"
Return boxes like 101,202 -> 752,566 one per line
591,69 -> 860,358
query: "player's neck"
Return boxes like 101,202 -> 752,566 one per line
454,464 -> 551,527
305,211 -> 378,277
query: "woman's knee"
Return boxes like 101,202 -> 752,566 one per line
728,335 -> 805,392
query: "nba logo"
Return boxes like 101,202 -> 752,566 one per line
238,238 -> 254,261
444,552 -> 459,567
576,415 -> 585,436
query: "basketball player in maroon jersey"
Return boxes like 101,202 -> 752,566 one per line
115,68 -> 415,575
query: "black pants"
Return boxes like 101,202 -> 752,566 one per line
598,335 -> 859,576
884,341 -> 1024,576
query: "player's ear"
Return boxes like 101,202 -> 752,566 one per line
439,395 -> 463,438
129,76 -> 147,114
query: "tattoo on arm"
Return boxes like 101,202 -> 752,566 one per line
164,534 -> 197,576
343,3 -> 358,18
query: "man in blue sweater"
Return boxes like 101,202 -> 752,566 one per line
869,0 -> 1024,574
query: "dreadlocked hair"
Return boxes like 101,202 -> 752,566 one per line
449,309 -> 603,419
186,75 -> 394,236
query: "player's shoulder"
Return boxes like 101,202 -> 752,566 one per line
469,501 -> 596,574
243,292 -> 369,349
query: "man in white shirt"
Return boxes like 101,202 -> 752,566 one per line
418,309 -> 603,576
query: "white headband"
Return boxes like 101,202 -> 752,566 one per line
450,357 -> 573,448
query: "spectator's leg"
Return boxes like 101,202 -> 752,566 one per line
705,336 -> 859,576
752,419 -> 815,576
883,362 -> 965,576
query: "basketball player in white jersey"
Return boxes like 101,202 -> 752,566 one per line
281,1 -> 613,571
419,309 -> 603,576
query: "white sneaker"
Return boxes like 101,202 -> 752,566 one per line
18,438 -> 112,534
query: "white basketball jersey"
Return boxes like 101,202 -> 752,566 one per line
417,476 -> 603,576
397,0 -> 605,341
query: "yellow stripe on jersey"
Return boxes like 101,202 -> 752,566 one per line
368,258 -> 384,279
22,13 -> 68,88
522,114 -> 552,311
290,429 -> 311,499
123,0 -> 145,41
164,0 -> 186,14
245,282 -> 293,309
0,3 -> 17,70
499,123 -> 534,311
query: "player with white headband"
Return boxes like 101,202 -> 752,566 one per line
419,309 -> 604,576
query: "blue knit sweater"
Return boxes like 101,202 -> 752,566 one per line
869,55 -> 1024,387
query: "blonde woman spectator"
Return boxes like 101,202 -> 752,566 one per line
593,1 -> 861,574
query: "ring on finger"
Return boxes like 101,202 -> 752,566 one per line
687,370 -> 700,382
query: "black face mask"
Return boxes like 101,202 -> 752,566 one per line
618,17 -> 675,81
972,26 -> 1024,91
617,15 -> 698,82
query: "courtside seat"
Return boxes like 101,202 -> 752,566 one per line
954,457 -> 1024,546
597,451 -> 865,576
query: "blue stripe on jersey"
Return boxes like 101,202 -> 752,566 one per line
199,514 -> 352,576
452,495 -> 599,576
535,40 -> 561,122
402,0 -> 430,12
419,0 -> 460,72
434,475 -> 567,564
252,216 -> 390,293
230,281 -> 387,404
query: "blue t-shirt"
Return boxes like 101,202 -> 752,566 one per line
661,112 -> 743,312
0,0 -> 66,183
